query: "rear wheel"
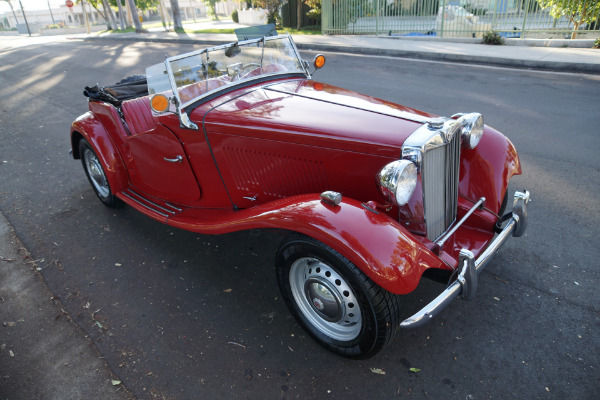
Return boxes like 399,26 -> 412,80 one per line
79,139 -> 121,208
276,234 -> 401,359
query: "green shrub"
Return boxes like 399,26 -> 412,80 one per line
231,9 -> 239,23
594,38 -> 600,49
482,30 -> 505,45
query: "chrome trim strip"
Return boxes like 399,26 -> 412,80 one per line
400,190 -> 530,329
122,190 -> 178,216
123,191 -> 169,218
436,197 -> 485,249
165,202 -> 183,212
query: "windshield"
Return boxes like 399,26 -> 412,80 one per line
147,35 -> 307,110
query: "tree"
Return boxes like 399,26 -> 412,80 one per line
252,0 -> 279,24
107,0 -> 127,29
306,0 -> 320,24
296,0 -> 303,29
136,0 -> 158,12
169,0 -> 183,30
1,0 -> 20,26
126,0 -> 144,32
86,0 -> 118,29
537,0 -> 600,39
75,0 -> 91,28
157,0 -> 170,30
203,0 -> 219,20
102,0 -> 118,29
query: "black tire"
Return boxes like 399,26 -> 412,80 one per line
79,139 -> 122,208
276,234 -> 401,359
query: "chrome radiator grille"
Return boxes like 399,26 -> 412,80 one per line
422,130 -> 461,240
403,120 -> 462,242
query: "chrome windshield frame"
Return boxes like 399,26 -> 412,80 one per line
150,35 -> 309,129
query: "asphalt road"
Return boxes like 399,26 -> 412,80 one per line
0,36 -> 599,399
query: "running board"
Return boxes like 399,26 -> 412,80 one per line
119,189 -> 185,220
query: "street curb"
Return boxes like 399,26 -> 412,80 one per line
80,35 -> 600,75
294,43 -> 600,74
383,35 -> 597,48
0,210 -> 134,399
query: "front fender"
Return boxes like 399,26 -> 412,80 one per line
70,112 -> 129,193
459,125 -> 522,215
168,194 -> 446,295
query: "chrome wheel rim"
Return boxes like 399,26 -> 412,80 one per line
83,148 -> 110,198
289,257 -> 362,341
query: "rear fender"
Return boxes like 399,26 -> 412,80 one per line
70,112 -> 129,193
168,194 -> 446,295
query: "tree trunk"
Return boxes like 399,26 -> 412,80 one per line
87,1 -> 96,23
210,2 -> 219,21
571,21 -> 580,39
189,0 -> 196,22
124,0 -> 133,27
158,0 -> 168,30
93,1 -> 109,28
296,0 -> 303,30
6,1 -> 20,26
170,0 -> 183,30
102,0 -> 118,30
126,0 -> 144,32
116,0 -> 126,30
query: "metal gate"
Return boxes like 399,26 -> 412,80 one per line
322,0 -> 600,39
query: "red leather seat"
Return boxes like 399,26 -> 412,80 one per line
121,97 -> 156,135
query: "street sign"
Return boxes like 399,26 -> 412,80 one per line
65,0 -> 73,7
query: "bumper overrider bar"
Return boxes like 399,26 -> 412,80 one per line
400,190 -> 530,329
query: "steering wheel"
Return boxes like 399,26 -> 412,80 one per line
241,63 -> 262,72
237,63 -> 265,79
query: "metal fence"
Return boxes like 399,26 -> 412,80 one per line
322,0 -> 600,39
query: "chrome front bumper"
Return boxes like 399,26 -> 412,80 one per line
400,190 -> 530,329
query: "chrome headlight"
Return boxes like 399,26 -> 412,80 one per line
376,160 -> 417,206
455,113 -> 484,149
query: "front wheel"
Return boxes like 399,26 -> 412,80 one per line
79,139 -> 122,208
276,234 -> 401,359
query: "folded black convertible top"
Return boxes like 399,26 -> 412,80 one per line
83,75 -> 148,107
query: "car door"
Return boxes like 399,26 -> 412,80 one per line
125,124 -> 201,204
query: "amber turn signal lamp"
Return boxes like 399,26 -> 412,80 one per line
313,54 -> 326,69
150,94 -> 169,113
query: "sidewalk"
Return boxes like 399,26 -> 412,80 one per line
78,24 -> 600,74
0,211 -> 132,399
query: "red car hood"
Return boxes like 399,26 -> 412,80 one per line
201,80 -> 438,158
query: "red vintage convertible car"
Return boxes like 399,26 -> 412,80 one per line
71,34 -> 530,358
